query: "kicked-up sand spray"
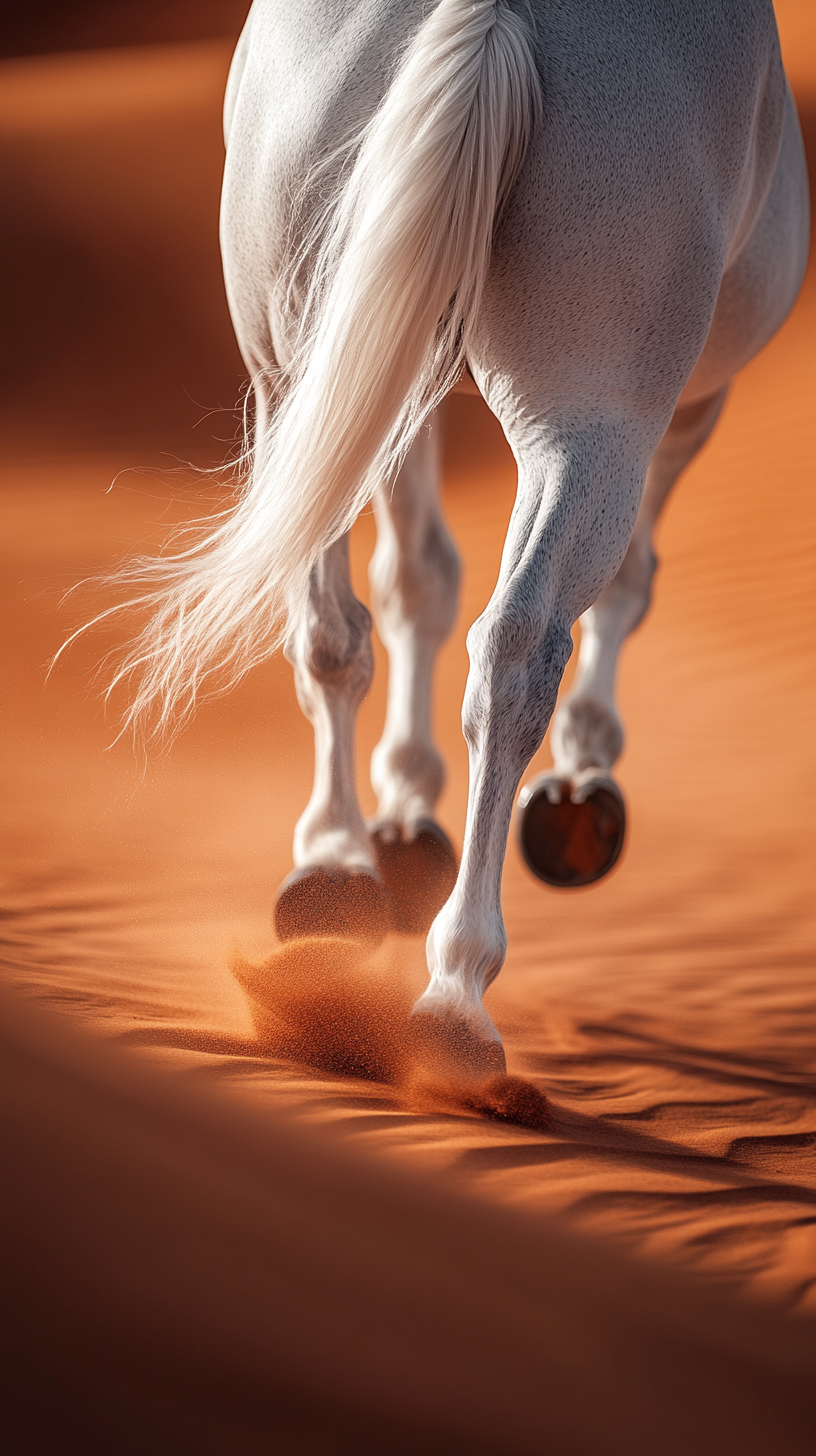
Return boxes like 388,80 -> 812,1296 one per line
232,937 -> 551,1131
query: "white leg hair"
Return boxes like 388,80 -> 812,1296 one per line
285,535 -> 375,872
550,388 -> 729,795
369,416 -> 460,832
414,417 -> 657,1071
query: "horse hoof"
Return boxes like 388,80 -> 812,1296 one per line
370,819 -> 458,935
274,865 -> 390,944
409,1005 -> 507,1082
516,774 -> 626,887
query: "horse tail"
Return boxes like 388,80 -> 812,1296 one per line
111,0 -> 541,741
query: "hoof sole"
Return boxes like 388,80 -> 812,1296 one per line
517,775 -> 626,887
274,865 -> 389,945
370,819 -> 458,935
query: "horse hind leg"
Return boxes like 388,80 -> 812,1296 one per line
368,419 -> 460,934
275,534 -> 390,944
414,419 -> 651,1077
517,387 -> 729,888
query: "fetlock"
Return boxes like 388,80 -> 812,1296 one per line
371,737 -> 445,830
551,694 -> 624,777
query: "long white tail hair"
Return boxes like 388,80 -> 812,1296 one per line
98,0 -> 541,742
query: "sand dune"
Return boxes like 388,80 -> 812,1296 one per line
1,6 -> 815,1449
3,985 -> 813,1455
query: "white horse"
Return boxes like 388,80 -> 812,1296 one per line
109,0 -> 808,1078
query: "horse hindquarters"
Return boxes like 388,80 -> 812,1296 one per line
221,0 -> 542,943
215,3 -> 807,1078
517,61 -> 810,889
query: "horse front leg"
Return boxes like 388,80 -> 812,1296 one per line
275,535 -> 389,943
368,419 -> 461,934
519,388 -> 729,888
413,421 -> 652,1077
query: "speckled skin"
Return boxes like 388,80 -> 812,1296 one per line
221,1 -> 809,1074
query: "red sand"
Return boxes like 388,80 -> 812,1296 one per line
1,8 -> 814,1449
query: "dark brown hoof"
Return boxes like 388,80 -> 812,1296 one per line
370,820 -> 458,935
516,775 -> 626,888
274,865 -> 390,945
